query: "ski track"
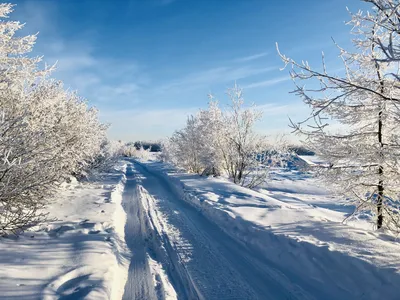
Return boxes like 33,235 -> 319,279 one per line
122,160 -> 314,300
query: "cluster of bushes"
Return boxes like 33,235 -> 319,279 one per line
120,142 -> 153,160
162,85 -> 290,188
0,4 -> 113,235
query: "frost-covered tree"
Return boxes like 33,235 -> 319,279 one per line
191,100 -> 224,176
277,2 -> 400,230
121,143 -> 136,157
167,116 -> 204,173
0,4 -> 106,235
163,85 -> 288,188
219,85 -> 270,186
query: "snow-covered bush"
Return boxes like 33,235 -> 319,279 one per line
131,145 -> 152,160
164,85 -> 289,187
120,143 -> 135,157
277,1 -> 400,231
120,142 -> 153,160
80,139 -> 124,178
167,116 -> 204,173
0,4 -> 107,235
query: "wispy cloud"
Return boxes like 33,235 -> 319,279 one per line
234,52 -> 269,63
242,76 -> 289,89
157,65 -> 276,93
12,0 -> 300,142
257,103 -> 292,115
100,106 -> 197,141
12,1 -> 146,109
45,43 -> 144,106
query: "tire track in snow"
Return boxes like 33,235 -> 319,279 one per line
122,163 -> 194,300
138,181 -> 201,299
121,164 -> 158,300
137,179 -> 254,300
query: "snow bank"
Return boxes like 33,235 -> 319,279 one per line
108,163 -> 131,300
137,160 -> 400,299
148,254 -> 178,300
0,162 -> 130,299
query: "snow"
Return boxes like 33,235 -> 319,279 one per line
135,157 -> 400,299
147,254 -> 177,300
297,155 -> 327,166
3,156 -> 400,299
0,162 -> 130,300
130,161 -> 293,299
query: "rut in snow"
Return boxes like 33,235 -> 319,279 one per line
122,163 -> 198,300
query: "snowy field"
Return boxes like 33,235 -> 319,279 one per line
0,162 -> 130,300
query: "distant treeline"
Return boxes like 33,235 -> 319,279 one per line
124,141 -> 314,156
127,141 -> 162,152
127,142 -> 315,155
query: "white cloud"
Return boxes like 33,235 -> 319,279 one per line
12,1 -> 58,34
257,103 -> 292,115
256,101 -> 311,121
234,52 -> 269,63
50,54 -> 97,72
11,1 -> 146,107
11,0 -> 299,142
157,65 -> 276,94
48,50 -> 143,105
242,76 -> 289,89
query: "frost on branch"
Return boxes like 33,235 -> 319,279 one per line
362,1 -> 400,64
277,1 -> 400,231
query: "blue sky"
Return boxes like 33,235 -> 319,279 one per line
10,0 -> 370,142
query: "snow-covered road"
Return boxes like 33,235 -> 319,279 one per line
122,161 -> 315,300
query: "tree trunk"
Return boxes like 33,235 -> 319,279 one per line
377,175 -> 383,229
377,108 -> 383,229
373,38 -> 385,229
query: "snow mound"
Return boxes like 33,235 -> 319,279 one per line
0,162 -> 130,300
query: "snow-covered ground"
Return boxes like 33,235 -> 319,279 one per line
132,156 -> 400,299
127,161 -> 290,299
0,162 -> 130,300
3,156 -> 400,299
